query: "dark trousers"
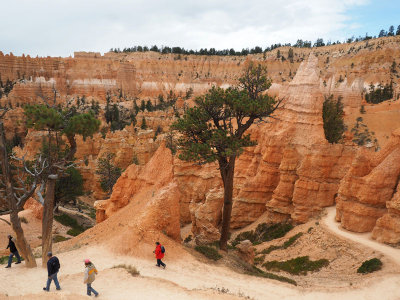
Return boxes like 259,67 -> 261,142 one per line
157,259 -> 165,267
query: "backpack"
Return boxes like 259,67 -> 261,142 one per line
52,257 -> 60,271
161,245 -> 165,253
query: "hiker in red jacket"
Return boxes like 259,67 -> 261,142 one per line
154,242 -> 166,269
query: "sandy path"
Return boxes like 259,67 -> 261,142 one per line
1,208 -> 400,299
322,207 -> 400,265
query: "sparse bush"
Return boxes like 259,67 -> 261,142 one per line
282,233 -> 303,249
54,213 -> 86,237
263,256 -> 329,275
246,265 -> 297,286
132,153 -> 139,165
19,216 -> 28,224
0,255 -> 24,264
53,235 -> 70,243
254,255 -> 265,265
113,264 -> 140,276
260,233 -> 303,254
195,245 -> 222,261
232,222 -> 293,246
357,258 -> 382,274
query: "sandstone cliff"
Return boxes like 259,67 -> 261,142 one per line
2,36 -> 400,243
96,55 -> 359,243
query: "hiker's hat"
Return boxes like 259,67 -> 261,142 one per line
84,259 -> 90,264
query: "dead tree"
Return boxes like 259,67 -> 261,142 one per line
0,114 -> 47,268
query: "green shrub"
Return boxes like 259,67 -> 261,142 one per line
263,256 -> 329,275
260,233 -> 302,255
254,255 -> 265,265
246,266 -> 297,286
184,235 -> 192,243
54,213 -> 80,228
282,233 -> 303,249
232,222 -> 293,246
357,258 -> 382,274
260,245 -> 281,255
67,227 -> 85,237
0,255 -> 24,264
195,245 -> 222,261
54,213 -> 86,237
53,235 -> 70,243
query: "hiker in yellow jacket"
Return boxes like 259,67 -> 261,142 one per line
84,259 -> 99,297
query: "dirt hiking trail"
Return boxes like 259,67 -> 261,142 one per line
0,207 -> 400,299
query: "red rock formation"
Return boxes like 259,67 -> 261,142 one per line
97,55 -> 358,243
337,129 -> 400,237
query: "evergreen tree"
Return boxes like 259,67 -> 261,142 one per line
96,152 -> 122,195
388,25 -> 395,36
378,29 -> 386,37
145,100 -> 153,112
140,99 -> 146,112
288,48 -> 294,63
140,117 -> 147,129
397,25 -> 400,35
172,62 -> 280,250
322,95 -> 345,143
55,167 -> 84,206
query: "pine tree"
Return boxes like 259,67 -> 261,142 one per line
96,152 -> 122,194
388,25 -> 395,36
172,62 -> 280,250
322,95 -> 345,143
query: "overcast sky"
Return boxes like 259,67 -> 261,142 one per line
0,0 -> 399,57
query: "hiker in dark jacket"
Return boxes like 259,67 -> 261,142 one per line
154,242 -> 166,269
43,252 -> 61,291
5,235 -> 21,268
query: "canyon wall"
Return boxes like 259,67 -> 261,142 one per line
97,55 -> 359,243
2,36 -> 400,243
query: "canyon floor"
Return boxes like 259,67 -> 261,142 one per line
0,207 -> 400,300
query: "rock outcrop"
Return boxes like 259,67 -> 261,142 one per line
97,55 -> 358,243
336,129 -> 400,242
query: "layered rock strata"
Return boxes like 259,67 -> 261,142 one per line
97,55 -> 359,243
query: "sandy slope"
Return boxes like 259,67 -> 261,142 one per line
1,207 -> 400,299
323,207 -> 400,265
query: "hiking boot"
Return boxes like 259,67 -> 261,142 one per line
56,288 -> 61,290
163,264 -> 166,269
43,288 -> 49,291
15,261 -> 21,264
95,293 -> 99,297
5,266 -> 10,268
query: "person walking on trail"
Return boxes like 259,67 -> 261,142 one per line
84,259 -> 99,297
43,252 -> 61,292
5,235 -> 21,268
154,241 -> 166,269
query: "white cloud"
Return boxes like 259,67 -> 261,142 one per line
0,0 -> 369,57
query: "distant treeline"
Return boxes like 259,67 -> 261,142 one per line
110,25 -> 400,56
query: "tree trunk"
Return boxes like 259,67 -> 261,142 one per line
219,158 -> 236,251
10,210 -> 37,267
0,122 -> 37,267
41,176 -> 56,267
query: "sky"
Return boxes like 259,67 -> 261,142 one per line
0,0 -> 399,57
